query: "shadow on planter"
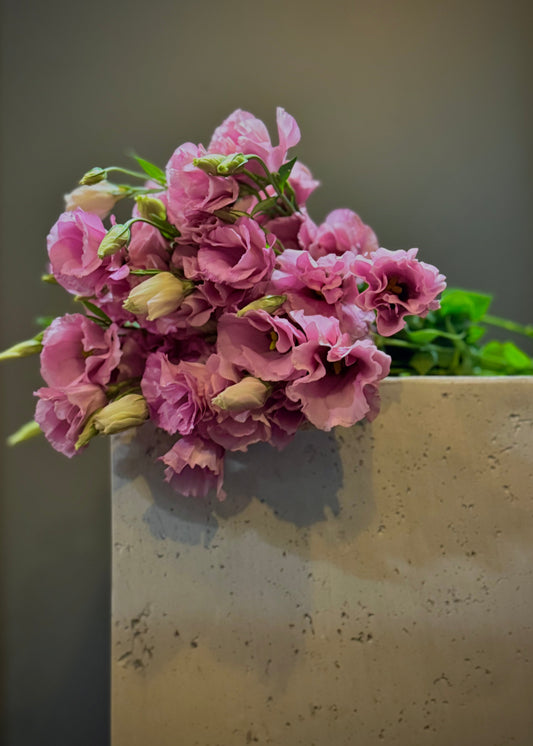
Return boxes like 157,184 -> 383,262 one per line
112,423 -> 376,547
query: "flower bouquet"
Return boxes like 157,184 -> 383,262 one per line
2,108 -> 532,500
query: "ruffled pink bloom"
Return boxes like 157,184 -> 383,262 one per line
141,352 -> 208,435
308,209 -> 379,260
288,161 -> 320,206
353,247 -> 447,336
161,435 -> 226,500
216,310 -> 305,381
34,382 -> 106,457
264,387 -> 305,450
198,217 -> 276,290
261,210 -> 315,252
40,314 -> 121,389
209,107 -> 300,173
166,142 -> 239,229
47,209 -> 108,295
127,219 -> 171,270
286,313 -> 391,430
270,249 -> 371,339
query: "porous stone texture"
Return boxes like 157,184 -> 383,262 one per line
111,378 -> 533,746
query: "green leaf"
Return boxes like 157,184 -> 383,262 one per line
405,329 -> 443,344
466,325 -> 486,343
440,288 -> 492,321
410,349 -> 438,375
131,155 -> 166,186
35,316 -> 55,330
129,269 -> 163,276
277,157 -> 297,190
251,196 -> 279,216
479,340 -> 533,373
77,298 -> 113,325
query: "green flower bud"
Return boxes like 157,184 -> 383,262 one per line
236,295 -> 287,317
193,153 -> 248,176
93,394 -> 148,435
123,272 -> 194,321
79,167 -> 107,186
7,420 -> 42,447
135,195 -> 167,222
98,223 -> 131,258
216,153 -> 248,176
75,418 -> 99,450
0,337 -> 43,361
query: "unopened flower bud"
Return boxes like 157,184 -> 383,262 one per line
123,272 -> 194,321
135,195 -> 167,222
216,153 -> 248,176
0,337 -> 43,361
65,181 -> 125,219
7,420 -> 42,447
236,295 -> 287,317
98,223 -> 131,258
212,377 -> 271,413
193,153 -> 248,176
79,167 -> 107,185
92,394 -> 149,435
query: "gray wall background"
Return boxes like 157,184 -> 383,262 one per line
1,0 -> 532,744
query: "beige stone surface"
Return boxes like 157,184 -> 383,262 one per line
111,378 -> 533,746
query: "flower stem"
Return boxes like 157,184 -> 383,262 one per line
483,314 -> 533,338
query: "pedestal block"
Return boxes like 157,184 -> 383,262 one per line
111,378 -> 533,746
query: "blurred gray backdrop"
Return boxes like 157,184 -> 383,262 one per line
1,0 -> 532,744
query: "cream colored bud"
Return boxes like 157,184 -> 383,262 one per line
98,223 -> 131,258
236,295 -> 287,317
65,181 -> 125,219
123,272 -> 193,321
212,377 -> 271,413
0,337 -> 42,361
135,195 -> 167,222
92,394 -> 149,435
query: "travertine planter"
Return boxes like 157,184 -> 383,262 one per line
111,378 -> 533,746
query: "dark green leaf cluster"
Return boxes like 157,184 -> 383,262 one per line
376,288 -> 533,376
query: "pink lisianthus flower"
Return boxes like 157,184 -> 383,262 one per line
40,314 -> 121,389
261,210 -> 315,252
161,435 -> 226,500
166,142 -> 239,229
270,249 -> 372,339
141,352 -> 208,435
216,310 -> 305,381
208,107 -> 300,173
197,217 -> 276,290
47,209 -> 109,295
34,382 -> 106,457
306,209 -> 379,260
288,161 -> 320,206
353,247 -> 447,336
127,218 -> 171,270
286,312 -> 391,431
263,387 -> 305,450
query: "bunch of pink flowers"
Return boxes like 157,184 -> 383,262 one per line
5,108 -> 446,499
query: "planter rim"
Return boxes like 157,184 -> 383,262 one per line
382,375 -> 533,384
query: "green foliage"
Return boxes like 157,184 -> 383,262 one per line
378,288 -> 533,376
131,155 -> 167,186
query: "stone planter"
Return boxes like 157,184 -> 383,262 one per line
111,377 -> 533,746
